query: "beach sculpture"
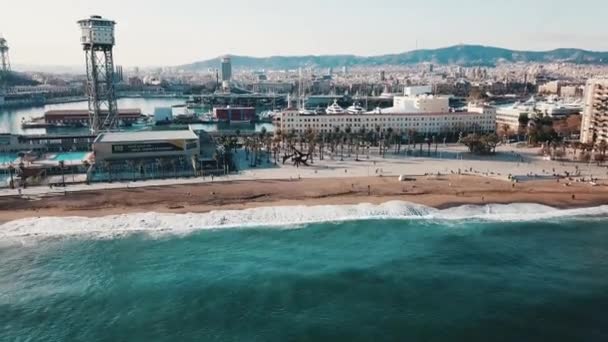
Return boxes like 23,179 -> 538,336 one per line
282,146 -> 311,168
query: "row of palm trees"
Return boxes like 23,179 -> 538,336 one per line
269,125 -> 446,163
538,140 -> 608,163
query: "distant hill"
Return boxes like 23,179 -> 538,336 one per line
179,45 -> 608,71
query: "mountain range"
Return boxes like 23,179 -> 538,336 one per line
179,45 -> 608,71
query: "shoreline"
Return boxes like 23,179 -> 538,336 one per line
1,175 -> 607,224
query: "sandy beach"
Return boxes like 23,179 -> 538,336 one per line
1,174 -> 607,223
2,144 -> 608,223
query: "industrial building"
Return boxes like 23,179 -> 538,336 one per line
213,107 -> 255,123
44,109 -> 142,126
581,79 -> 608,144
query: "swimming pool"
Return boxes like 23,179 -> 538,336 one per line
51,152 -> 90,162
0,153 -> 18,164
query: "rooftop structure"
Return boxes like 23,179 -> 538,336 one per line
95,130 -> 198,143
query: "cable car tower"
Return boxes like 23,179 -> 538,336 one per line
78,15 -> 119,134
0,36 -> 10,73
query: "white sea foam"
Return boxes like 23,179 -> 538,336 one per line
1,201 -> 607,240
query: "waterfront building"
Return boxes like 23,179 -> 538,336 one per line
495,105 -> 526,131
580,79 -> 608,144
0,133 -> 97,153
93,130 -> 200,163
274,110 -> 495,135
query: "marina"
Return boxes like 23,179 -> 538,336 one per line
0,97 -> 274,136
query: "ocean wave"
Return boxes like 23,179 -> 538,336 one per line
1,202 -> 608,240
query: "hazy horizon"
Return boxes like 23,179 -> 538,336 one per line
2,0 -> 608,68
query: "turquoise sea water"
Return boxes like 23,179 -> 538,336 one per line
1,217 -> 608,341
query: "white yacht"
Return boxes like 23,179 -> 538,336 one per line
346,102 -> 366,114
325,100 -> 345,114
298,108 -> 316,115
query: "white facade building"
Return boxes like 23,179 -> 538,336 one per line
392,95 -> 450,113
275,110 -> 495,135
495,106 -> 528,131
581,79 -> 608,144
404,86 -> 433,97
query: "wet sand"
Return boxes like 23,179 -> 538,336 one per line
1,175 -> 607,223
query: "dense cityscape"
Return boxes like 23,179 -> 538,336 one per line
1,15 -> 608,188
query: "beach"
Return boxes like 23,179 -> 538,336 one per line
1,174 -> 607,223
2,144 -> 608,223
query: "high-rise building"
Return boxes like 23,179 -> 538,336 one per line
115,65 -> 124,83
78,15 -> 119,134
221,56 -> 232,82
580,79 -> 608,144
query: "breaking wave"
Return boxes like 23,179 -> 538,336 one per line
1,201 -> 608,240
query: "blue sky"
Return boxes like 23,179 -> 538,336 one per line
1,0 -> 607,67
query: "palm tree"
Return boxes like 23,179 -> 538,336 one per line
105,161 -> 113,182
396,130 -> 403,154
82,160 -> 91,184
344,125 -> 352,157
409,129 -> 417,151
598,140 -> 608,157
500,124 -> 510,142
126,160 -> 136,181
374,125 -> 382,156
155,158 -> 163,178
58,160 -> 66,187
315,132 -> 325,161
8,165 -> 15,189
235,128 -> 241,148
357,127 -> 366,161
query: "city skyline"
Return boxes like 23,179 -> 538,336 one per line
1,0 -> 608,68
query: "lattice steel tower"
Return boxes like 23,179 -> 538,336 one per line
78,15 -> 118,134
0,36 -> 10,73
